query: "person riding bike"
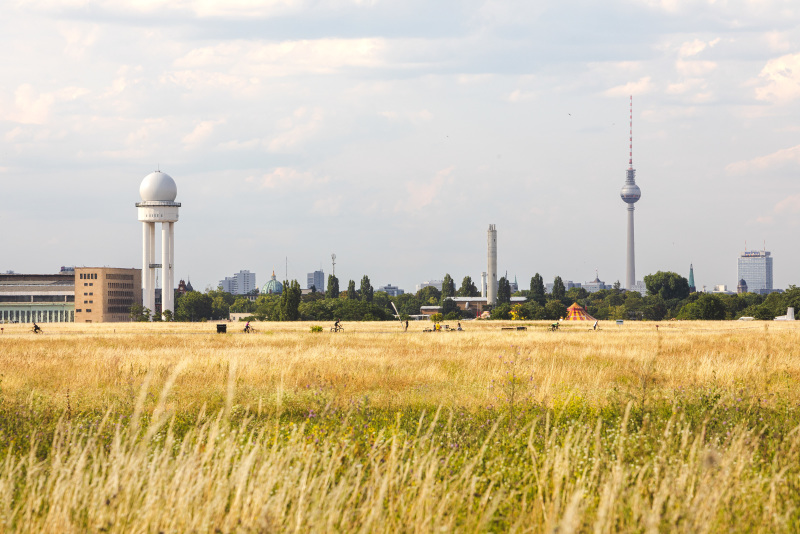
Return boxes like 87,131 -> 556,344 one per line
32,322 -> 42,334
334,319 -> 341,332
244,321 -> 251,333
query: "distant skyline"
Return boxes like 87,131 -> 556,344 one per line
2,1 -> 800,292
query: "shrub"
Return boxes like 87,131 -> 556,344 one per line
310,325 -> 323,333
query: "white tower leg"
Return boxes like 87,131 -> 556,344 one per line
143,222 -> 151,313
162,222 -> 169,317
169,221 -> 175,314
149,223 -> 156,315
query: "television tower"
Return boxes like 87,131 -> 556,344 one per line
620,96 -> 641,290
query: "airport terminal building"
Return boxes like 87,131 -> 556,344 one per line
0,267 -> 142,323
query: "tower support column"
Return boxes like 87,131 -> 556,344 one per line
162,222 -> 170,317
143,222 -> 152,313
626,205 -> 635,290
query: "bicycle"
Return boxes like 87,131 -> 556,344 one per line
243,326 -> 258,334
330,325 -> 345,333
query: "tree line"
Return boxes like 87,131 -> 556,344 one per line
130,271 -> 800,322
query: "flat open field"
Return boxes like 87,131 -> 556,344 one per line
1,320 -> 800,532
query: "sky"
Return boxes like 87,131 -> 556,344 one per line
2,0 -> 800,293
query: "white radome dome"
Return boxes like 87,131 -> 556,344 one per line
139,171 -> 177,202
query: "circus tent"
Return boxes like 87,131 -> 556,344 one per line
563,303 -> 596,321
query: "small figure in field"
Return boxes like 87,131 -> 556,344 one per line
32,322 -> 42,334
656,324 -> 659,331
333,319 -> 342,332
593,320 -> 598,330
244,321 -> 251,333
457,322 -> 463,331
404,320 -> 409,332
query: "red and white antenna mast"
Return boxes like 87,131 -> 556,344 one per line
628,95 -> 633,169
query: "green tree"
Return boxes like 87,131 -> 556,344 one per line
490,303 -> 511,320
206,287 -> 235,320
551,276 -> 566,301
441,274 -> 456,302
129,304 -> 151,322
565,286 -> 589,303
457,276 -> 479,297
644,271 -> 690,301
417,285 -> 441,306
497,276 -> 511,304
230,297 -> 255,314
175,291 -> 213,322
347,280 -> 358,300
544,300 -> 567,320
254,294 -> 281,320
280,280 -> 302,321
394,293 -> 421,315
442,297 -> 461,319
529,274 -> 546,305
326,275 -> 339,299
360,275 -> 373,303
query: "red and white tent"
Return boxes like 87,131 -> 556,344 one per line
563,303 -> 596,321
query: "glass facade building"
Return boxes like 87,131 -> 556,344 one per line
737,251 -> 773,294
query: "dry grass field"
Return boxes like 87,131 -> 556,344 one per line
1,320 -> 800,532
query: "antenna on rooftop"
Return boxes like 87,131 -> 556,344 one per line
331,253 -> 336,277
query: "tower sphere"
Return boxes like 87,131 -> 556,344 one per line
620,182 -> 641,204
139,171 -> 177,202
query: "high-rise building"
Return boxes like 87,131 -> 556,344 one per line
620,96 -> 642,291
738,250 -> 773,294
688,264 -> 696,293
416,280 -> 443,292
137,171 -> 180,319
377,283 -> 404,296
487,224 -> 497,305
307,270 -> 325,292
219,270 -> 257,295
75,267 -> 142,323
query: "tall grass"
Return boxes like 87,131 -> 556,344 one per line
1,321 -> 799,531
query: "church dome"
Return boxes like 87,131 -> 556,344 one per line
262,271 -> 283,295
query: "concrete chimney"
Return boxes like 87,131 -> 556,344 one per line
487,224 -> 497,305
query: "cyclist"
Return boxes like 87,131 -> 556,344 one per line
32,322 -> 42,334
334,319 -> 341,332
244,321 -> 251,333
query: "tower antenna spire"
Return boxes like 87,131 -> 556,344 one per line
628,95 -> 633,169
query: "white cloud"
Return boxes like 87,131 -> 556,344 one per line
726,144 -> 800,174
506,89 -> 536,102
378,109 -> 433,123
675,60 -> 717,77
394,166 -> 455,213
249,167 -> 328,190
268,107 -> 324,152
603,77 -> 653,97
57,22 -> 99,59
774,194 -> 800,215
755,53 -> 800,103
182,119 -> 224,148
174,38 -> 386,78
1,84 -> 89,125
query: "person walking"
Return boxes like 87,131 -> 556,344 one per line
404,320 -> 408,332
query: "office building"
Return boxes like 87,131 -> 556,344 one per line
377,283 -> 404,296
738,249 -> 773,294
220,270 -> 257,295
416,280 -> 443,292
74,267 -> 142,323
307,270 -> 325,292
